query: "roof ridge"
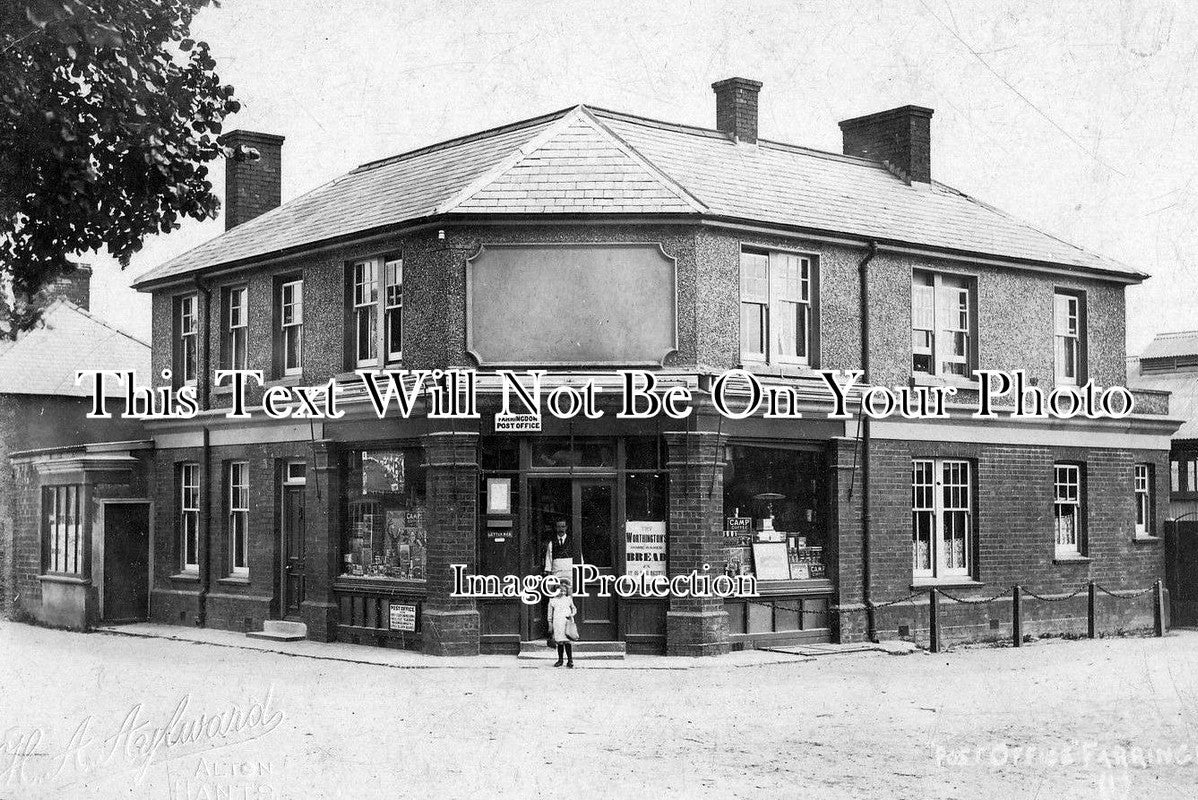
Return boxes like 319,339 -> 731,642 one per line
29,298 -> 151,349
353,106 -> 577,174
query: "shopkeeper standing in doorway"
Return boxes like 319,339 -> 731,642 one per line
544,518 -> 575,582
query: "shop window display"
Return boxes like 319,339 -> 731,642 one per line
342,449 -> 427,580
722,445 -> 827,581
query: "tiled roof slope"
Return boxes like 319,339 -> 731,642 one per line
0,299 -> 150,397
135,104 -> 1138,287
1140,330 -> 1198,360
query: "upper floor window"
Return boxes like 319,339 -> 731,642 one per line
385,259 -> 403,362
174,294 -> 198,385
180,462 -> 200,572
1134,464 -> 1153,538
279,278 -> 303,377
352,259 -> 380,366
1054,290 -> 1086,385
222,286 -> 248,371
912,459 -> 972,580
1054,463 -> 1084,557
912,271 -> 975,379
350,257 -> 403,367
1173,456 -> 1198,495
739,249 -> 815,365
228,461 -> 249,575
42,484 -> 83,576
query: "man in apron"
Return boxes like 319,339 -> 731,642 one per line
544,518 -> 575,583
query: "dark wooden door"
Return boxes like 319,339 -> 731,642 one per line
102,502 -> 149,623
1166,521 -> 1198,627
281,485 -> 306,618
573,480 -> 618,641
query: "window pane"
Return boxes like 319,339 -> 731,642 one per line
741,303 -> 765,357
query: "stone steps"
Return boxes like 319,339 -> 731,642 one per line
246,619 -> 307,642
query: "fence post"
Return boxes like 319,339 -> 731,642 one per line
1154,579 -> 1165,637
1088,582 -> 1097,639
1012,585 -> 1022,648
929,588 -> 940,653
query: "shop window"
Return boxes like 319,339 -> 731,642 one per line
221,286 -> 248,371
278,277 -> 303,377
912,271 -> 975,379
342,449 -> 426,580
912,459 -> 973,580
1054,290 -> 1086,386
722,446 -> 827,581
179,463 -> 199,572
1054,463 -> 1085,557
228,461 -> 249,575
739,249 -> 817,366
1134,464 -> 1153,538
42,484 -> 83,575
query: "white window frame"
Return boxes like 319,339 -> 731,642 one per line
912,458 -> 973,580
43,484 -> 83,576
1054,464 -> 1083,557
912,271 -> 975,379
180,463 -> 200,572
739,249 -> 815,366
281,278 -> 303,377
229,461 -> 249,576
177,294 -> 198,385
352,259 -> 380,367
384,259 -> 403,363
1134,464 -> 1152,537
1054,291 -> 1083,386
284,460 -> 307,486
224,286 -> 248,371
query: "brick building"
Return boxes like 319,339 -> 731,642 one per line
124,78 -> 1179,655
0,269 -> 150,627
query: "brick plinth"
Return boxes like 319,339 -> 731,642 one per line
664,428 -> 730,656
421,431 -> 480,656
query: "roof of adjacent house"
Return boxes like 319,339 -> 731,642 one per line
0,299 -> 150,397
133,104 -> 1140,288
1138,330 -> 1198,361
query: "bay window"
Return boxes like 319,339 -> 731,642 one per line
912,459 -> 973,580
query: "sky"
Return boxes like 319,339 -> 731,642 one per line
89,0 -> 1197,357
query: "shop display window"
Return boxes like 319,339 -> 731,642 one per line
342,448 -> 427,580
722,445 -> 827,581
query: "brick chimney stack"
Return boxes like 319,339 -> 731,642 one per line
43,263 -> 91,310
712,77 -> 763,144
220,130 -> 285,230
839,106 -> 934,184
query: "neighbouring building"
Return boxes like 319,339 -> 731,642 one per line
122,78 -> 1179,656
0,267 -> 151,628
1130,331 -> 1198,625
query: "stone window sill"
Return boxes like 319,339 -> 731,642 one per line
1053,555 -> 1092,564
911,578 -> 985,590
1132,535 -> 1162,544
217,575 -> 251,585
910,372 -> 980,391
170,571 -> 201,582
38,573 -> 89,586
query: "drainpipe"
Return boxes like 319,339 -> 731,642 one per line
194,275 -> 213,626
858,241 -> 878,642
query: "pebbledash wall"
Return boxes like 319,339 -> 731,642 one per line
137,219 -> 1178,655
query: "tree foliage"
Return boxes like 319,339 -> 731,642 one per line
0,0 -> 245,334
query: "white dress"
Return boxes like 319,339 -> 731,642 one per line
547,594 -> 577,643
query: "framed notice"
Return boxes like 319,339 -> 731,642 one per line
751,542 -> 791,581
389,603 -> 416,632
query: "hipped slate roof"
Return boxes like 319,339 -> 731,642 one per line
0,299 -> 150,397
134,105 -> 1138,288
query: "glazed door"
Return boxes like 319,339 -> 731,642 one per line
281,485 -> 306,618
573,480 -> 618,641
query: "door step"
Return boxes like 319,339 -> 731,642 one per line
517,640 -> 626,660
246,619 -> 307,642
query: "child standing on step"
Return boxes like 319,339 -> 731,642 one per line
548,576 -> 577,668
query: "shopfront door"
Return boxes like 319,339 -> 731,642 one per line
281,484 -> 306,618
528,477 -> 619,641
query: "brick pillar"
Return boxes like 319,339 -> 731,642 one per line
664,428 -> 730,656
828,436 -> 867,643
421,431 -> 480,656
303,439 -> 340,642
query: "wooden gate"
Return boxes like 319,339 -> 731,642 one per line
1165,520 -> 1198,627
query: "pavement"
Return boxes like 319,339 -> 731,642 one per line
2,620 -> 1195,800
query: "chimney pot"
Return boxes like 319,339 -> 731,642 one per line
839,105 -> 934,184
220,130 -> 285,230
712,77 -> 763,144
